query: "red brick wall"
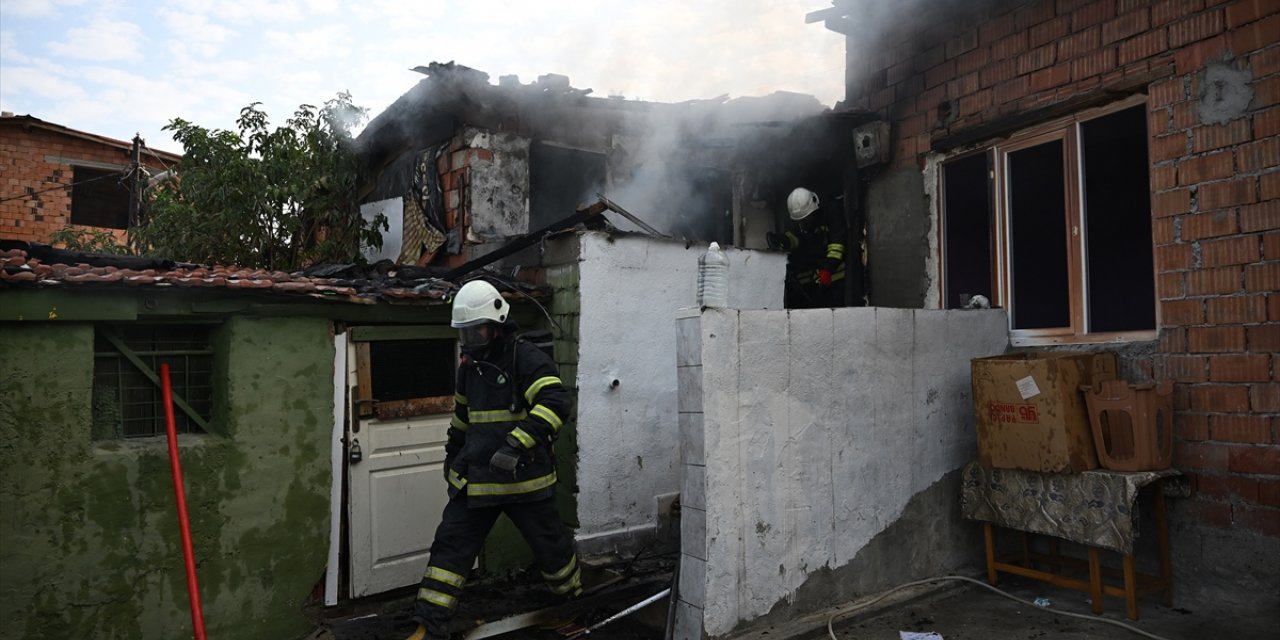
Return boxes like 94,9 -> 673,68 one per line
0,125 -> 170,244
847,0 -> 1278,538
432,134 -> 478,269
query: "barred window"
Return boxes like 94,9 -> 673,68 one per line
92,324 -> 215,439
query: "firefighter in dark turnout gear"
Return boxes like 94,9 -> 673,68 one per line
404,280 -> 581,640
767,187 -> 847,308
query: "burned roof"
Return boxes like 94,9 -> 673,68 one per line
355,61 -> 850,182
0,241 -> 547,308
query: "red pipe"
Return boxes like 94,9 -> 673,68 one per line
161,363 -> 208,640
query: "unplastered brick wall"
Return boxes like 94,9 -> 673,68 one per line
433,133 -> 479,270
432,128 -> 530,270
844,0 -> 1278,540
0,124 -> 169,243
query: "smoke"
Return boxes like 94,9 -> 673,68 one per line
828,0 -> 1020,95
593,0 -> 1020,240
597,91 -> 826,242
361,63 -> 835,246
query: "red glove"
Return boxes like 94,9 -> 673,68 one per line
817,269 -> 832,287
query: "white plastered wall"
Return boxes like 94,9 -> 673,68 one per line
674,307 -> 1009,638
573,231 -> 786,553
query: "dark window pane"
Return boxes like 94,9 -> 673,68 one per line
942,153 -> 993,309
1081,106 -> 1156,332
369,339 -> 455,401
1007,140 -> 1070,329
70,166 -> 130,229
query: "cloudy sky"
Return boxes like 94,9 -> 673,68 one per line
0,0 -> 846,155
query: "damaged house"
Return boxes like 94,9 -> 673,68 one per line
0,61 -> 877,637
353,4 -> 1278,633
342,62 -> 879,600
2,0 -> 1275,636
345,57 -> 1022,640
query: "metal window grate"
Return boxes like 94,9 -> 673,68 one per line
92,325 -> 214,439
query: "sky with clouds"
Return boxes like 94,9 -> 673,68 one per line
0,0 -> 846,155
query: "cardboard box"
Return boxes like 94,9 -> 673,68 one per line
971,352 -> 1117,473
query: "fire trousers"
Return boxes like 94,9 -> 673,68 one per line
412,492 -> 582,637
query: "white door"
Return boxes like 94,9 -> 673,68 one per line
346,329 -> 456,598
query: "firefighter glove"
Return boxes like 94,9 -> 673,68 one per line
765,232 -> 785,251
816,269 -> 833,287
489,435 -> 525,473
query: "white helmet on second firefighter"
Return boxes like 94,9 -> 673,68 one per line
451,280 -> 509,328
787,187 -> 820,221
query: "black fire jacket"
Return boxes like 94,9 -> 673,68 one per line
445,337 -> 571,507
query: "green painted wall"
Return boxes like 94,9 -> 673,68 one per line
0,317 -> 334,639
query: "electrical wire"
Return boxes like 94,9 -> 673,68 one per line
140,141 -> 176,176
824,575 -> 1173,640
468,271 -> 566,338
0,170 -> 125,203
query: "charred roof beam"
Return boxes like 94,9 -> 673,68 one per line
804,0 -> 856,35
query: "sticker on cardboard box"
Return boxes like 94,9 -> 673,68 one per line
1015,375 -> 1041,400
989,402 -> 1040,424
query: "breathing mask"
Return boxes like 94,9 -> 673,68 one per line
459,322 -> 501,360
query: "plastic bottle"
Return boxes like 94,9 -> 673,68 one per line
697,242 -> 729,308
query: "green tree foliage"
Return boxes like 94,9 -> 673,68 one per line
132,93 -> 385,270
49,226 -> 132,254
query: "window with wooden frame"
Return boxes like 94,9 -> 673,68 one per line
940,97 -> 1156,346
351,326 -> 458,420
92,324 -> 215,439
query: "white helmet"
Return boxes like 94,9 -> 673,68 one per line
451,280 -> 509,328
787,187 -> 820,221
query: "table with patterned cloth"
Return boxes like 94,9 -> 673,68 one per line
961,461 -> 1183,554
959,460 -> 1183,619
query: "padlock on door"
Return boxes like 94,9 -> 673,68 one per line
349,438 -> 363,464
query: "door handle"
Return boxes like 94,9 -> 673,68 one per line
354,398 -> 379,423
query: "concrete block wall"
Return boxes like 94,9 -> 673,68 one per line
572,232 -> 785,558
674,307 -> 1008,638
547,258 -> 583,524
0,123 -> 170,243
836,0 -> 1279,586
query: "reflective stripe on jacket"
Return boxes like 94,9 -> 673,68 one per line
783,201 -> 847,285
445,337 -> 571,507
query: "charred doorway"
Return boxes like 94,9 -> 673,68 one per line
530,142 -> 606,230
669,165 -> 734,245
744,115 -> 864,309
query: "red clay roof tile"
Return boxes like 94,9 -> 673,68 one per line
1,244 -> 550,306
